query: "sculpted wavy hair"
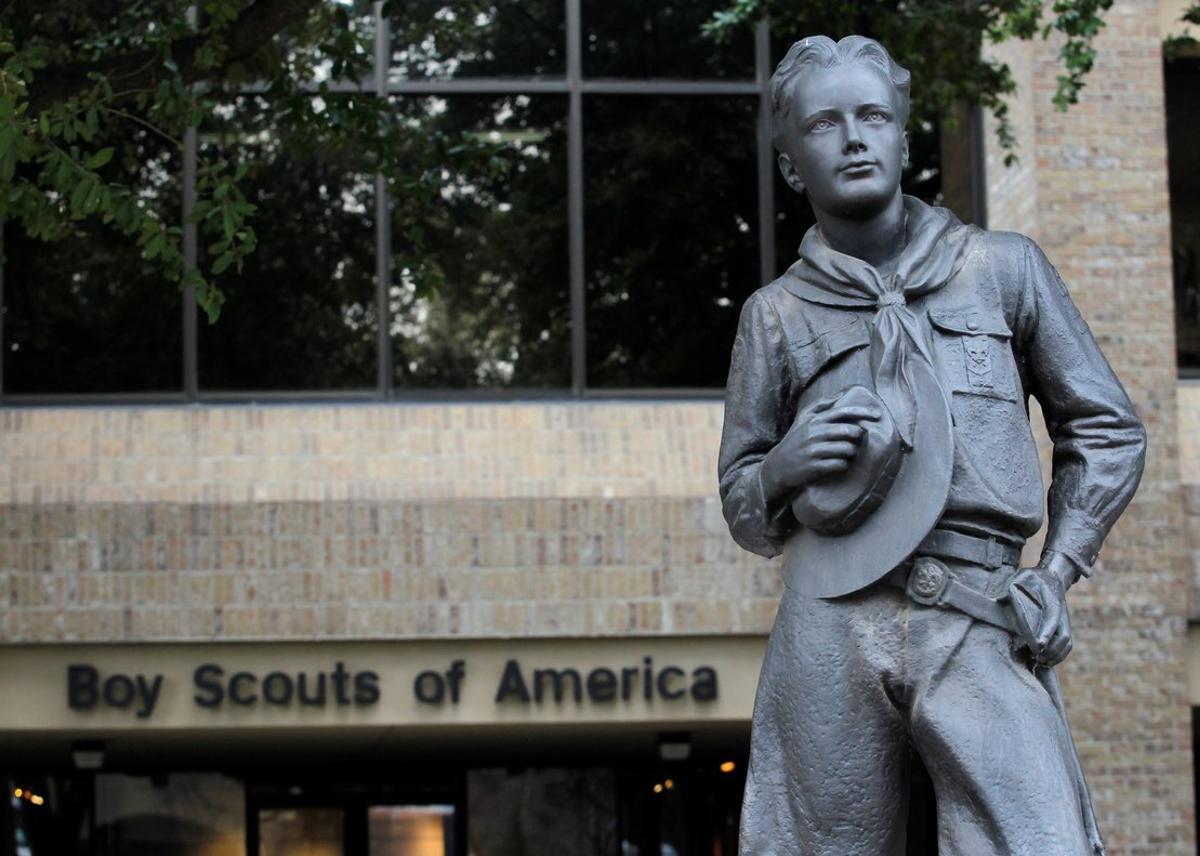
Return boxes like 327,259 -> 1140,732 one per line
769,35 -> 911,152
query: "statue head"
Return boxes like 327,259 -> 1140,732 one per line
770,35 -> 910,221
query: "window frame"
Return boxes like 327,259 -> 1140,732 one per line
0,2 -> 972,403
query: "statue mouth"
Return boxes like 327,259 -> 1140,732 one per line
840,160 -> 878,176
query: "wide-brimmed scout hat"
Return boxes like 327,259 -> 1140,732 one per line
782,361 -> 954,599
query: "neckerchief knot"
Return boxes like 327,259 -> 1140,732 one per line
783,197 -> 972,451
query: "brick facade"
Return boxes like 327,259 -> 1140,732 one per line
0,403 -> 777,643
986,1 -> 1195,851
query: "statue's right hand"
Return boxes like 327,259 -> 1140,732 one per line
761,396 -> 883,505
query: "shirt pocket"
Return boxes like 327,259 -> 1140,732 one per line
927,306 -> 1020,402
789,315 -> 872,391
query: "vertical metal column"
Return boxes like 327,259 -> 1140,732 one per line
755,18 -> 776,287
566,0 -> 586,395
374,2 -> 394,397
969,104 -> 988,230
182,4 -> 199,400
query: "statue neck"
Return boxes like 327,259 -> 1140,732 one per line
814,192 -> 907,273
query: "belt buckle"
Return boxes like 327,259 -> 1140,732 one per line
984,537 -> 1004,569
906,556 -> 950,606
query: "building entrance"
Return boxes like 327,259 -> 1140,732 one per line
248,779 -> 461,856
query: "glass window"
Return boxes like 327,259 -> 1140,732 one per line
368,804 -> 456,855
584,96 -> 760,388
259,806 -> 344,856
390,0 -> 566,82
1167,59 -> 1200,371
197,96 -> 378,392
389,95 -> 571,389
467,767 -> 616,856
2,773 -> 94,855
93,772 -> 245,856
1,129 -> 182,395
0,6 -> 969,400
582,0 -> 755,79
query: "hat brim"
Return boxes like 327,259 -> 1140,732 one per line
782,361 -> 954,598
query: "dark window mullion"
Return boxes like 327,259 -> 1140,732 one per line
755,17 -> 775,286
183,125 -> 198,401
567,0 -> 586,395
183,5 -> 199,400
374,2 -> 392,398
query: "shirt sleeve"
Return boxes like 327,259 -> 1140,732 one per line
1015,238 -> 1147,576
718,291 -> 797,558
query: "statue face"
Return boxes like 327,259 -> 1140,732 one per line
776,62 -> 907,220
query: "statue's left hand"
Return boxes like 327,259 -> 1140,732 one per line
1008,557 -> 1074,667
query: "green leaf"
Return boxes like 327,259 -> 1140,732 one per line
143,231 -> 165,260
212,251 -> 234,274
69,179 -> 90,215
84,147 -> 114,170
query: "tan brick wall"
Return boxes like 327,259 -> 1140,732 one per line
986,1 -> 1195,850
0,403 -> 723,505
1179,382 -> 1200,617
0,402 -> 780,644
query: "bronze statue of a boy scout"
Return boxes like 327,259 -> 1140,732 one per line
718,35 -> 1146,856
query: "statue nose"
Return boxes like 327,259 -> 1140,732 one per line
844,119 -> 865,151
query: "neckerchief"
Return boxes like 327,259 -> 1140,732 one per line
784,196 -> 972,448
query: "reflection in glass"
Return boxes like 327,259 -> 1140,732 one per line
390,1 -> 565,81
2,128 -> 182,394
259,807 -> 344,856
92,773 -> 245,856
197,96 -> 377,391
615,764 -> 746,856
369,804 -> 455,855
467,768 -> 615,856
584,96 -> 759,388
583,0 -> 754,79
389,96 -> 570,389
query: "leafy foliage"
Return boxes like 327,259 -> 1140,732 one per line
0,0 -> 495,324
0,0 -> 1117,327
1164,1 -> 1200,59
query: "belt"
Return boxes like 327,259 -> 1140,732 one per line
885,529 -> 1023,634
916,528 -> 1022,570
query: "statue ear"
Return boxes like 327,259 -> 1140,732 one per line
778,153 -> 805,195
902,132 -> 910,170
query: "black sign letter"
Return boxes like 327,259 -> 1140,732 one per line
494,660 -> 530,703
67,665 -> 99,711
194,664 -> 224,708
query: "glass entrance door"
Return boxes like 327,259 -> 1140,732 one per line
248,786 -> 461,856
367,805 -> 456,856
257,806 -> 346,856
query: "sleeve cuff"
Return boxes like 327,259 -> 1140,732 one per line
1043,509 -> 1106,578
756,469 -> 797,542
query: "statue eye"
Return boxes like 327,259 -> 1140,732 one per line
809,118 -> 835,132
863,110 -> 889,122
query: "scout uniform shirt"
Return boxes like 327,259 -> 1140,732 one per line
718,196 -> 1146,578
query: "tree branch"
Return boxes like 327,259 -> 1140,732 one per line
26,0 -> 321,114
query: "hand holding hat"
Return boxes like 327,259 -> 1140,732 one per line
760,389 -> 885,511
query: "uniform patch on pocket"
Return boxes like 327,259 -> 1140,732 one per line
962,337 -> 994,392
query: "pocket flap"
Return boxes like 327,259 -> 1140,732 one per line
928,306 -> 1012,338
792,316 -> 871,387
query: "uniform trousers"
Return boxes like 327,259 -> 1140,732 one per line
739,559 -> 1093,856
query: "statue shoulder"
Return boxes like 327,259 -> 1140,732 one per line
738,276 -> 823,344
